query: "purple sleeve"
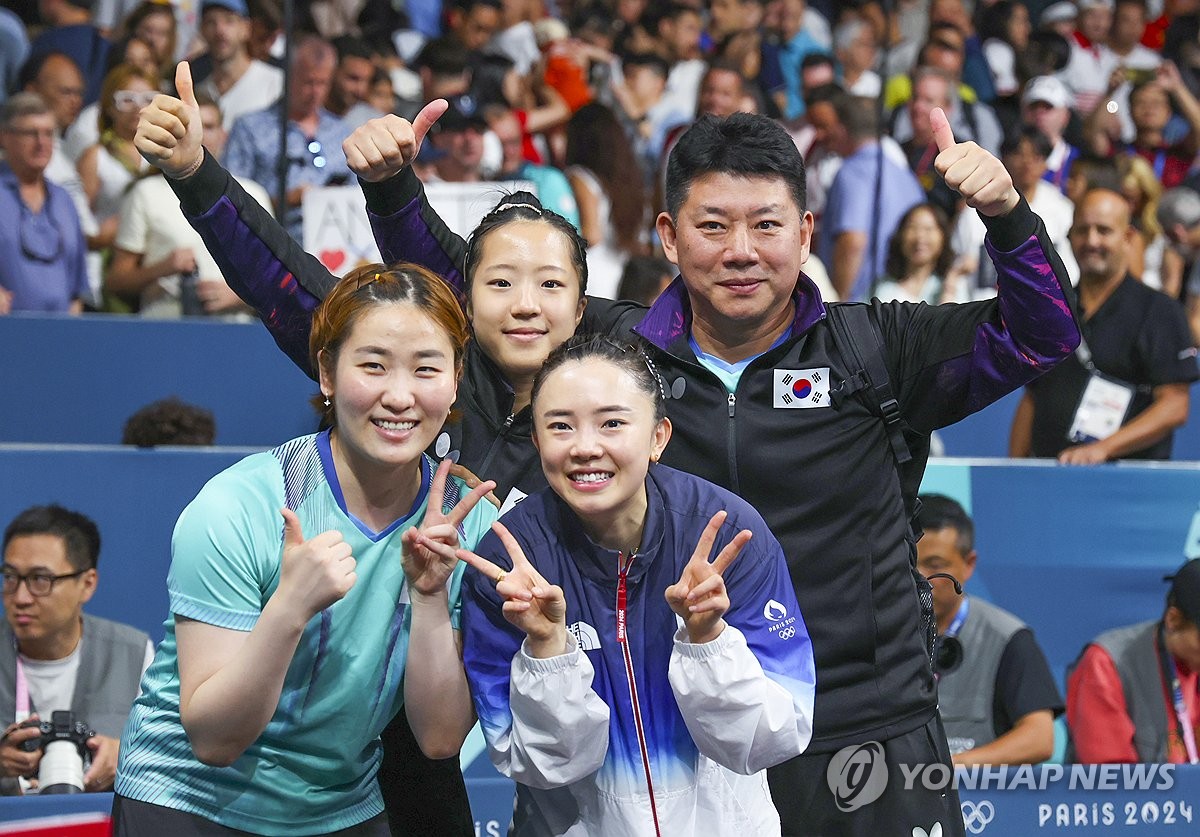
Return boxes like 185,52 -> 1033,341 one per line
168,152 -> 331,377
882,199 -> 1082,431
361,169 -> 468,303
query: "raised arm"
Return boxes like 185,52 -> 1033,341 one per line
881,108 -> 1081,432
136,62 -> 333,375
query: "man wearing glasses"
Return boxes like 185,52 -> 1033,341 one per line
0,505 -> 152,794
0,92 -> 89,314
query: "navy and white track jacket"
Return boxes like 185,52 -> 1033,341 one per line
461,464 -> 816,836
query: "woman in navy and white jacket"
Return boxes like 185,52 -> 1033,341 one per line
416,334 -> 817,836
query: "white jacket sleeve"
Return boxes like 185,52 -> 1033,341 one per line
669,624 -> 810,775
492,632 -> 611,789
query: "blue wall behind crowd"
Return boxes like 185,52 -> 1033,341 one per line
2,314 -> 316,447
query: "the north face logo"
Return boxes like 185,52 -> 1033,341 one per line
568,621 -> 601,651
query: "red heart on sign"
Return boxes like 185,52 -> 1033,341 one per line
319,250 -> 346,272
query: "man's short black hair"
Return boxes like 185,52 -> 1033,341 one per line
622,51 -> 670,79
916,494 -> 975,555
665,112 -> 806,218
414,36 -> 469,76
1001,125 -> 1053,160
332,35 -> 375,63
3,505 -> 101,572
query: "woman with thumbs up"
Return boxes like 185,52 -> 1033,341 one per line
110,264 -> 499,836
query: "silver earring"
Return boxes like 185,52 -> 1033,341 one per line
323,395 -> 331,407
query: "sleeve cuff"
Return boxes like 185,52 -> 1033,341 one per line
359,167 -> 425,217
166,149 -> 231,218
980,195 -> 1038,253
518,632 -> 582,671
673,623 -> 742,659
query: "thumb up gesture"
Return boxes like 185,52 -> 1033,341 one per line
134,61 -> 204,179
931,107 -> 1019,217
277,508 -> 357,619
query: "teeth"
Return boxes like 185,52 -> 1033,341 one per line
375,420 -> 416,431
572,472 -> 612,483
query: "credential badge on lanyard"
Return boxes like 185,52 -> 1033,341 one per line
1067,336 -> 1135,444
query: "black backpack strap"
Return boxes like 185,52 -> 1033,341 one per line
825,303 -> 912,467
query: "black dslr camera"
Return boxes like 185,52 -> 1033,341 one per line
19,710 -> 96,794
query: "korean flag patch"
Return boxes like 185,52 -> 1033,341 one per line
773,368 -> 830,409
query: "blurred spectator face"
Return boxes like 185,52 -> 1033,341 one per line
1002,137 -> 1049,195
626,64 -> 667,104
109,77 -> 156,139
915,525 -> 974,628
121,37 -> 160,79
199,101 -> 229,159
910,73 -> 951,145
1110,1 -> 1146,50
779,0 -> 806,42
837,23 -> 878,76
1078,4 -> 1113,44
800,60 -> 835,93
201,8 -> 250,64
0,111 -> 56,178
433,125 -> 485,174
451,3 -> 501,52
1130,82 -> 1173,134
1007,4 -> 1032,48
489,110 -> 525,175
618,0 -> 649,25
698,67 -> 743,116
806,100 -> 848,155
930,0 -> 971,32
333,55 -> 374,109
1070,189 -> 1132,283
923,34 -> 965,78
134,8 -> 175,64
1023,100 -> 1069,142
368,74 -> 395,114
290,52 -> 336,117
661,9 -> 703,60
708,0 -> 759,39
28,54 -> 85,133
899,206 -> 946,271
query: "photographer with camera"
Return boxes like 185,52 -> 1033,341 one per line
0,506 -> 153,794
916,495 -> 1063,766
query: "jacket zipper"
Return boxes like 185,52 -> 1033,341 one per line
726,394 -> 739,493
616,551 -> 663,837
476,412 -> 515,477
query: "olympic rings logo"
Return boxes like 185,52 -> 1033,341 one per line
778,626 -> 796,640
960,800 -> 995,834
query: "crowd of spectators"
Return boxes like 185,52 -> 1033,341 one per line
0,0 -> 1198,327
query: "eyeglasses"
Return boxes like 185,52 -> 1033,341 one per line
113,89 -> 158,112
1,567 -> 89,597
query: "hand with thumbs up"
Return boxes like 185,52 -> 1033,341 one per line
930,106 -> 1020,218
278,508 -> 357,618
135,61 -> 204,179
341,101 -> 449,183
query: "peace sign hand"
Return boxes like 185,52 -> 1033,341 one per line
342,100 -> 448,183
664,511 -> 752,645
454,522 -> 568,658
402,459 -> 497,599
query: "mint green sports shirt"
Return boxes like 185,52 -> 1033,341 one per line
116,432 -> 497,834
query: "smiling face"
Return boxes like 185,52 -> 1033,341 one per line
1070,189 -> 1134,285
899,206 -> 945,272
533,357 -> 671,550
469,220 -> 586,397
658,172 -> 811,351
319,303 -> 458,474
